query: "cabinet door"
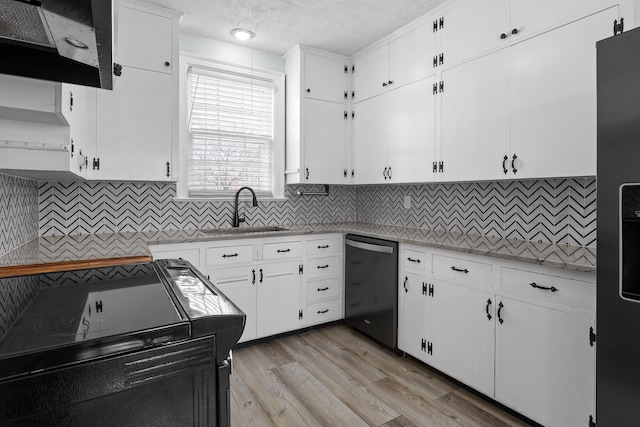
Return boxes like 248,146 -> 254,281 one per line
352,94 -> 388,184
62,84 -> 94,178
398,272 -> 430,362
256,261 -> 302,337
495,297 -> 595,427
439,49 -> 510,182
439,0 -> 510,67
509,7 -> 616,179
117,6 -> 173,74
510,0 -> 618,39
96,66 -> 173,181
352,45 -> 388,103
387,77 -> 436,183
388,22 -> 435,88
304,53 -> 347,104
210,266 -> 257,343
303,99 -> 347,184
431,282 -> 495,397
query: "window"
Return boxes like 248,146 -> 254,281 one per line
180,58 -> 284,199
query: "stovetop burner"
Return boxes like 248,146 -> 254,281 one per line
33,304 -> 86,337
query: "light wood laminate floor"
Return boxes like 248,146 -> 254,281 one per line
230,323 -> 533,427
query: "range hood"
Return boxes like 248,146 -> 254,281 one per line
0,0 -> 115,89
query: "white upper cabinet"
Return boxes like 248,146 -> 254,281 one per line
352,93 -> 388,184
285,46 -> 350,185
303,53 -> 348,103
437,0 -> 511,68
352,20 -> 436,103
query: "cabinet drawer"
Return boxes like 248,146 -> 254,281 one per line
305,256 -> 341,278
206,244 -> 253,266
432,254 -> 492,286
306,277 -> 342,302
402,249 -> 428,271
306,298 -> 342,325
262,241 -> 302,260
152,248 -> 200,267
501,267 -> 595,312
306,237 -> 341,257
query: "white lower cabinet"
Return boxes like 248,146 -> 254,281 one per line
398,243 -> 596,426
149,233 -> 344,343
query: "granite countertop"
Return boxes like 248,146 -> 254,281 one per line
0,222 -> 596,277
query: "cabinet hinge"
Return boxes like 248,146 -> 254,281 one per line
351,64 -> 355,73
589,327 -> 596,347
344,65 -> 348,73
439,161 -> 444,173
433,55 -> 438,68
439,80 -> 445,93
344,169 -> 348,178
428,283 -> 434,297
433,20 -> 438,32
427,341 -> 433,355
439,53 -> 444,66
421,338 -> 427,351
432,83 -> 438,95
614,18 -> 624,35
352,111 -> 355,119
69,91 -> 73,112
432,162 -> 437,173
93,158 -> 100,170
166,161 -> 170,178
299,309 -> 304,320
589,415 -> 596,427
70,140 -> 74,157
439,17 -> 444,30
351,169 -> 355,178
299,264 -> 304,275
344,111 -> 348,120
351,90 -> 355,99
422,283 -> 427,295
344,91 -> 348,100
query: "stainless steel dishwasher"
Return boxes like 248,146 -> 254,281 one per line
345,234 -> 398,349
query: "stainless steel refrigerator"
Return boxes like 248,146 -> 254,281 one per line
596,25 -> 640,426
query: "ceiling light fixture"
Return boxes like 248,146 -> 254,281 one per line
231,29 -> 254,41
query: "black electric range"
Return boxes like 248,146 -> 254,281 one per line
0,259 -> 245,426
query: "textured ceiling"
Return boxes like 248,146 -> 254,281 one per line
138,0 -> 449,56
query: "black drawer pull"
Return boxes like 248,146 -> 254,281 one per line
317,287 -> 329,291
259,268 -> 263,283
317,245 -> 330,249
222,253 -> 239,258
318,309 -> 329,314
407,257 -> 422,263
497,301 -> 504,324
485,299 -> 492,320
529,282 -> 558,292
451,266 -> 469,273
277,249 -> 291,253
403,276 -> 408,293
252,269 -> 256,284
317,265 -> 329,269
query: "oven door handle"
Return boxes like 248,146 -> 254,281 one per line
346,239 -> 394,254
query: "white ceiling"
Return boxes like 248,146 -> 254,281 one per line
139,0 -> 449,56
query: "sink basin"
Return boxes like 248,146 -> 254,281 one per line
201,226 -> 289,234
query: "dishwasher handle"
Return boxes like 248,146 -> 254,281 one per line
346,239 -> 394,254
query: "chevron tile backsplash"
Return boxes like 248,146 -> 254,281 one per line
0,174 -> 39,257
38,182 -> 357,236
0,274 -> 39,336
357,178 -> 596,247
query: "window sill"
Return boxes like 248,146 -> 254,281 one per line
172,196 -> 289,203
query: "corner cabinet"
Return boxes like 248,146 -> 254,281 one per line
284,46 -> 351,185
88,2 -> 182,181
148,233 -> 344,344
398,243 -> 596,426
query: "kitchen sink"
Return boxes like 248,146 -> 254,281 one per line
201,226 -> 289,234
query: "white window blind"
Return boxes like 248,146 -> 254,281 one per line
187,66 -> 275,197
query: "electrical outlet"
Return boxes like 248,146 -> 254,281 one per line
404,195 -> 411,209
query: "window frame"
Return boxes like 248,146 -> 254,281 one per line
176,52 -> 285,201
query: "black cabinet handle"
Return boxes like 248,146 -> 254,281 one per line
486,299 -> 492,320
388,166 -> 392,179
305,167 -> 309,180
166,161 -> 170,177
165,61 -> 170,67
252,269 -> 256,284
500,33 -> 507,39
450,266 -> 469,274
306,88 -> 311,93
511,28 -> 519,35
259,268 -> 263,283
511,153 -> 518,174
318,309 -> 329,314
382,82 -> 388,87
388,80 -> 393,85
502,155 -> 508,174
317,245 -> 329,249
403,276 -> 408,293
383,167 -> 388,179
529,282 -> 558,292
497,301 -> 504,324
407,257 -> 422,263
222,253 -> 238,258
317,264 -> 329,269
277,248 -> 291,253
317,287 -> 329,291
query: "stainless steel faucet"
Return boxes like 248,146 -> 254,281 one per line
232,186 -> 258,227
